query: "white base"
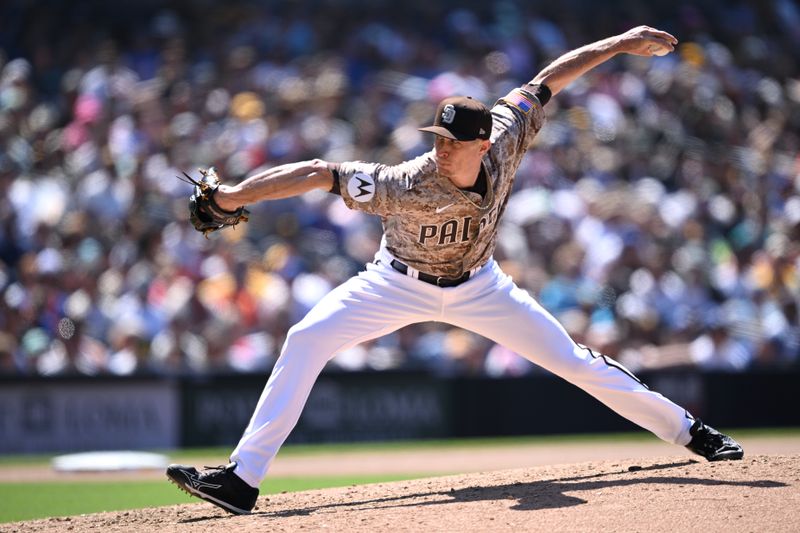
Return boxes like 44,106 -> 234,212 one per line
52,451 -> 169,472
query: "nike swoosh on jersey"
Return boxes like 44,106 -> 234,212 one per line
435,203 -> 455,214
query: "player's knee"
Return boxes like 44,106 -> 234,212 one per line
283,322 -> 337,358
545,345 -> 597,378
284,323 -> 316,349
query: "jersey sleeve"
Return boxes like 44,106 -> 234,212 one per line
491,83 -> 548,157
334,160 -> 410,216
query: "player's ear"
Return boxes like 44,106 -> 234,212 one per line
478,139 -> 490,154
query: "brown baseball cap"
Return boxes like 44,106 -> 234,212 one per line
419,96 -> 492,141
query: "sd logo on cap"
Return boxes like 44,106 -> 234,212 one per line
419,96 -> 492,141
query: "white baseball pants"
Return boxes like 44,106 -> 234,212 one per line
230,250 -> 694,488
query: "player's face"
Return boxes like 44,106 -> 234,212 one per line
433,136 -> 489,181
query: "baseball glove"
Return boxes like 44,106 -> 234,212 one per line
177,167 -> 249,237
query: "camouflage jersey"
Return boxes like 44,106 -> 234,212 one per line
334,85 -> 546,279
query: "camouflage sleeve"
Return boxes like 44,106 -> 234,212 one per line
491,84 -> 548,156
334,161 -> 410,216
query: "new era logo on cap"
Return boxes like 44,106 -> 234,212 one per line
419,96 -> 492,141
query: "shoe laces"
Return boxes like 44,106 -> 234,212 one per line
199,464 -> 232,479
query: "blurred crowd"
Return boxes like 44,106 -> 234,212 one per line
0,0 -> 798,378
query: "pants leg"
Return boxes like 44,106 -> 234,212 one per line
444,261 -> 694,445
230,262 -> 441,487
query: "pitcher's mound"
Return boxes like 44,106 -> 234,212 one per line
12,454 -> 799,533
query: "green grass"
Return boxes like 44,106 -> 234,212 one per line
0,433 -> 629,467
174,432 -> 658,458
3,427 -> 797,467
0,473 -> 423,524
157,426 -> 800,456
1,428 -> 797,523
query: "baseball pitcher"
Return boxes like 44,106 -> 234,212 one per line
167,26 -> 743,515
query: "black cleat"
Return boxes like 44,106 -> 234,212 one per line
166,463 -> 259,515
685,419 -> 744,461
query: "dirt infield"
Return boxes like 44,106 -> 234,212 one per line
7,453 -> 800,533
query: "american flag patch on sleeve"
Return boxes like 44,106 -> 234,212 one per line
504,89 -> 537,114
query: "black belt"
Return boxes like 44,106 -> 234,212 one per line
386,259 -> 472,287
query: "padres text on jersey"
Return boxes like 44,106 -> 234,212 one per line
335,87 -> 545,278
